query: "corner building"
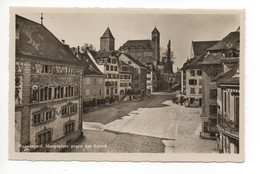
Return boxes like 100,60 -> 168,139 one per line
15,15 -> 84,152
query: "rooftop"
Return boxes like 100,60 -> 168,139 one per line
79,53 -> 105,76
121,53 -> 146,68
212,64 -> 239,86
120,40 -> 153,50
152,27 -> 160,34
200,53 -> 224,65
192,40 -> 219,56
207,31 -> 240,51
184,54 -> 205,70
100,27 -> 114,39
16,15 -> 80,64
95,50 -> 119,59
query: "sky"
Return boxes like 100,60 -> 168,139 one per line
16,11 -> 240,71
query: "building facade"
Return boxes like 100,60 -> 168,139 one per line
15,15 -> 83,152
200,53 -> 223,139
146,63 -> 157,94
118,61 -> 133,99
118,53 -> 147,97
95,51 -> 120,103
185,67 -> 203,107
181,40 -> 219,97
214,64 -> 239,153
71,47 -> 106,112
209,29 -> 240,153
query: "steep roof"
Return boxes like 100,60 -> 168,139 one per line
120,40 -> 153,50
200,53 -> 224,65
94,50 -> 120,59
80,53 -> 105,76
192,40 -> 219,56
100,27 -> 114,39
213,64 -> 239,86
16,15 -> 81,64
207,31 -> 240,51
152,27 -> 160,34
184,54 -> 205,69
120,60 -> 131,67
95,51 -> 112,59
122,53 -> 146,68
221,57 -> 239,64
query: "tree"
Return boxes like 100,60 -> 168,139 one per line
81,43 -> 96,53
164,40 -> 174,73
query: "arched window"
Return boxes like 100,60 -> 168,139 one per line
112,58 -> 116,64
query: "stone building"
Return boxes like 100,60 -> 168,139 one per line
119,27 -> 160,66
100,27 -> 115,52
15,15 -> 84,152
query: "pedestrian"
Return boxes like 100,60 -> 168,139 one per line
180,95 -> 184,105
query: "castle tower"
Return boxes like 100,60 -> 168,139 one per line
152,27 -> 160,63
100,27 -> 115,52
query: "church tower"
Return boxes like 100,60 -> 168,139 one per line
152,27 -> 160,63
100,27 -> 115,52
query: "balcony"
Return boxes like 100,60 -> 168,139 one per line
217,113 -> 239,138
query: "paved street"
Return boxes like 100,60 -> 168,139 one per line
64,92 -> 217,153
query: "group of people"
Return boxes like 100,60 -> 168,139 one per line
172,93 -> 186,106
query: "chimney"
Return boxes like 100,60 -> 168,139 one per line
77,46 -> 80,53
71,47 -> 76,55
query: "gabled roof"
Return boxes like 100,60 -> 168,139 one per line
120,40 -> 153,50
221,57 -> 239,64
184,54 -> 205,69
79,53 -> 105,76
100,27 -> 114,39
88,49 -> 97,58
95,51 -> 112,59
152,27 -> 160,34
94,50 -> 119,59
120,60 -> 131,67
200,53 -> 224,65
212,63 -> 239,86
207,31 -> 240,51
16,15 -> 80,64
121,53 -> 146,68
192,40 -> 219,56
